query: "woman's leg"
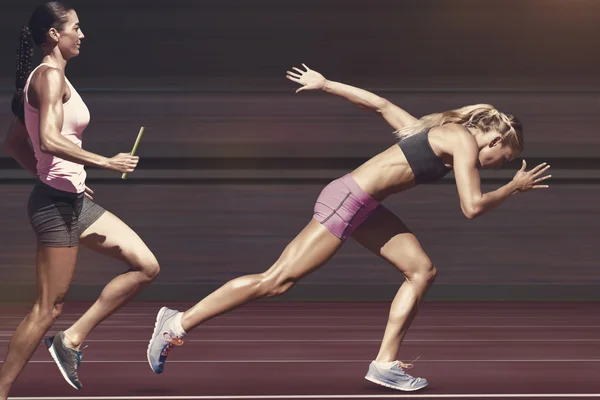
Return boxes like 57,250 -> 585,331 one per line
63,211 -> 160,349
352,206 -> 436,391
0,246 -> 78,399
183,219 -> 341,329
147,218 -> 343,373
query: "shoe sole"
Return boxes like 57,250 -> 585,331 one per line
45,337 -> 80,391
147,306 -> 168,374
364,374 -> 427,392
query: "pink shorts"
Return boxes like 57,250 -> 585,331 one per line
313,174 -> 382,241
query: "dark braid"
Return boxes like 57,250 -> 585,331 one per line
12,26 -> 34,122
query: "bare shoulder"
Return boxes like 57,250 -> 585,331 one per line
432,123 -> 477,155
31,66 -> 65,98
38,66 -> 65,89
436,123 -> 472,139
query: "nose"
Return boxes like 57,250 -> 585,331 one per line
79,30 -> 85,39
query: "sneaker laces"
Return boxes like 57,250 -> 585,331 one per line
161,331 -> 184,356
74,345 -> 88,367
394,356 -> 421,378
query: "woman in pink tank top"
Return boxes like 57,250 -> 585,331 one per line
1,2 -> 160,396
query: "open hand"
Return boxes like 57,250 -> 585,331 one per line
512,160 -> 551,192
286,64 -> 326,93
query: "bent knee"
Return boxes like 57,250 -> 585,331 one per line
128,252 -> 160,281
257,269 -> 296,298
140,258 -> 160,281
32,298 -> 65,324
406,261 -> 437,286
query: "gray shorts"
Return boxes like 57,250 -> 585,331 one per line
27,180 -> 106,247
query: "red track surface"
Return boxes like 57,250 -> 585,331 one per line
1,302 -> 599,399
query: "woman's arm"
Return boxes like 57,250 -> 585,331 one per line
35,67 -> 137,173
450,126 -> 550,219
286,64 -> 418,130
3,117 -> 37,176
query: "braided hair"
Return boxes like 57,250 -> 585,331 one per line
12,26 -> 34,122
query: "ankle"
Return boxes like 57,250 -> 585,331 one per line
62,331 -> 82,350
374,354 -> 395,364
374,359 -> 396,366
182,311 -> 198,334
171,312 -> 187,337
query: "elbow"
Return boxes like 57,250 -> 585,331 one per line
39,137 -> 57,154
376,98 -> 390,113
463,210 -> 479,220
461,202 -> 483,220
39,141 -> 51,154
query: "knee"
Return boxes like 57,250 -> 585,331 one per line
130,253 -> 160,282
406,261 -> 437,288
143,258 -> 160,281
257,265 -> 296,298
32,296 -> 65,325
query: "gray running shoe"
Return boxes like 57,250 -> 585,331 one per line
44,331 -> 84,390
365,360 -> 428,391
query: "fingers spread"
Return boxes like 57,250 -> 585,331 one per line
530,162 -> 549,174
286,75 -> 302,84
534,175 -> 551,183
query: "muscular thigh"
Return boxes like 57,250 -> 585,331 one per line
351,206 -> 433,276
265,218 -> 344,281
35,246 -> 78,304
79,211 -> 157,269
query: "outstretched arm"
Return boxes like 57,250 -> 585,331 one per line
450,127 -> 551,219
286,63 -> 418,131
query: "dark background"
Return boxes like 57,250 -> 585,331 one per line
0,0 -> 598,302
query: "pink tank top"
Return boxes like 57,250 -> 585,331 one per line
24,63 -> 90,193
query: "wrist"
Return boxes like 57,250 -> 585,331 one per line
97,156 -> 110,169
322,79 -> 332,92
508,179 -> 520,195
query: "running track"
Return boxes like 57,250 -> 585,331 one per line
1,302 -> 599,400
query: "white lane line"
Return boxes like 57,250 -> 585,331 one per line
1,325 -> 598,329
5,359 -> 600,364
8,393 -> 600,399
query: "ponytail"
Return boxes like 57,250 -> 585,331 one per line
11,25 -> 34,122
395,103 -> 524,152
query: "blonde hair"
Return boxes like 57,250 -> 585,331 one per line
396,104 -> 523,152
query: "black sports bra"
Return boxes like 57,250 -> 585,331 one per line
397,129 -> 452,184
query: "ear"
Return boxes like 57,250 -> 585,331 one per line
47,27 -> 60,44
489,135 -> 502,148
